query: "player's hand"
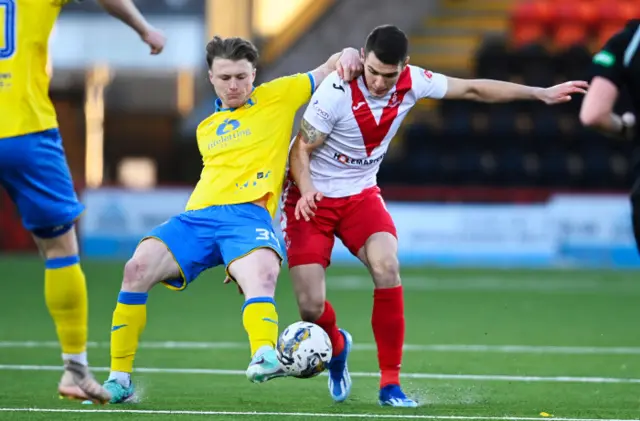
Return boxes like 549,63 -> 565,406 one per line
336,47 -> 363,82
295,190 -> 323,221
538,81 -> 589,104
142,26 -> 166,55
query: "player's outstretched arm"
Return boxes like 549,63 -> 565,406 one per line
579,28 -> 636,140
290,119 -> 329,221
443,77 -> 589,105
96,0 -> 166,54
310,48 -> 363,87
580,77 -> 635,140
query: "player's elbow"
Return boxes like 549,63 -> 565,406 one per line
579,107 -> 608,128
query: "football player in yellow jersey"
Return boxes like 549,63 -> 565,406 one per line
98,35 -> 362,404
0,0 -> 165,404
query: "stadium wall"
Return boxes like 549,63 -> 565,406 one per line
78,188 -> 640,269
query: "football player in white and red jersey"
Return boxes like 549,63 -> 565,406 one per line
282,25 -> 588,407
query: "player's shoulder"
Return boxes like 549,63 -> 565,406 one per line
407,64 -> 439,83
259,72 -> 311,93
320,71 -> 350,94
313,71 -> 351,105
600,21 -> 639,52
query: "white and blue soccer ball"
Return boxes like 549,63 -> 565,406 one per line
277,321 -> 332,379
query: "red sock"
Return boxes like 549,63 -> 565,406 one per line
314,300 -> 345,357
372,285 -> 405,388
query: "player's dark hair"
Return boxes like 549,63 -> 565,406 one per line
364,25 -> 408,65
206,36 -> 259,68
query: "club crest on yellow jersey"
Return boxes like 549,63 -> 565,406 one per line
207,118 -> 252,151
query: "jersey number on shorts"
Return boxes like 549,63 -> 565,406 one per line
0,0 -> 16,60
256,228 -> 279,245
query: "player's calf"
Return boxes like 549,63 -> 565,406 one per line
106,239 -> 180,400
362,232 -> 410,400
230,249 -> 287,383
35,227 -> 109,403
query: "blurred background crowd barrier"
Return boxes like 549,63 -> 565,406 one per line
1,0 -> 638,268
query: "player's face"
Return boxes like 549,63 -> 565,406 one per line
363,51 -> 409,98
209,58 -> 256,109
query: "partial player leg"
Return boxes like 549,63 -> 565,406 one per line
357,233 -> 416,407
227,247 -> 284,383
0,129 -> 109,404
338,187 -> 416,407
283,187 -> 352,402
215,203 -> 288,384
101,237 -> 181,403
34,227 -> 111,405
290,264 -> 352,402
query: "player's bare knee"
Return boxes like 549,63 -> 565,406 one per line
34,227 -> 79,259
298,297 -> 324,322
370,255 -> 401,288
255,261 -> 279,295
122,257 -> 156,292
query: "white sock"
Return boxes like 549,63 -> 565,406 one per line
62,352 -> 88,366
108,370 -> 131,387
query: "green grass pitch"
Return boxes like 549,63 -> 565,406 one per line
1,256 -> 640,420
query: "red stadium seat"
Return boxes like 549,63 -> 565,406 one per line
512,0 -> 553,26
597,0 -> 639,23
513,23 -> 546,47
552,1 -> 598,28
553,23 -> 589,49
596,23 -> 624,50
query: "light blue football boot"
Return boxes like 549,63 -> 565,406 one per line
246,345 -> 288,383
379,384 -> 418,407
327,329 -> 353,402
82,379 -> 135,405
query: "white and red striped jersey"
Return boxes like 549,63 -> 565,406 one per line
300,65 -> 448,198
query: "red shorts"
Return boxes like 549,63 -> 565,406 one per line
281,182 -> 397,268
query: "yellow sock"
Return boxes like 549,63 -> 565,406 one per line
242,297 -> 279,356
110,291 -> 148,373
44,256 -> 88,356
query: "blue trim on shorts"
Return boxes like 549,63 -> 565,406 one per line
33,222 -> 75,239
148,203 -> 283,291
45,255 -> 80,269
117,291 -> 149,305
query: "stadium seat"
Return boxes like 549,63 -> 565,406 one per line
440,100 -> 476,136
595,23 -> 623,50
597,0 -> 640,24
475,36 -> 512,79
555,44 -> 592,80
512,23 -> 546,48
511,0 -> 553,26
513,43 -> 555,86
553,23 -> 589,50
552,1 -> 598,27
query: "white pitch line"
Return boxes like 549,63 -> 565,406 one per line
1,364 -> 640,385
3,340 -> 640,355
0,408 -> 639,421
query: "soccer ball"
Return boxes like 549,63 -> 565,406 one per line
276,321 -> 332,378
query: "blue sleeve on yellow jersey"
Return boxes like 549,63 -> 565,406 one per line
261,72 -> 315,111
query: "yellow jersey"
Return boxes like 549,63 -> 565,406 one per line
186,72 -> 315,217
0,0 -> 61,139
